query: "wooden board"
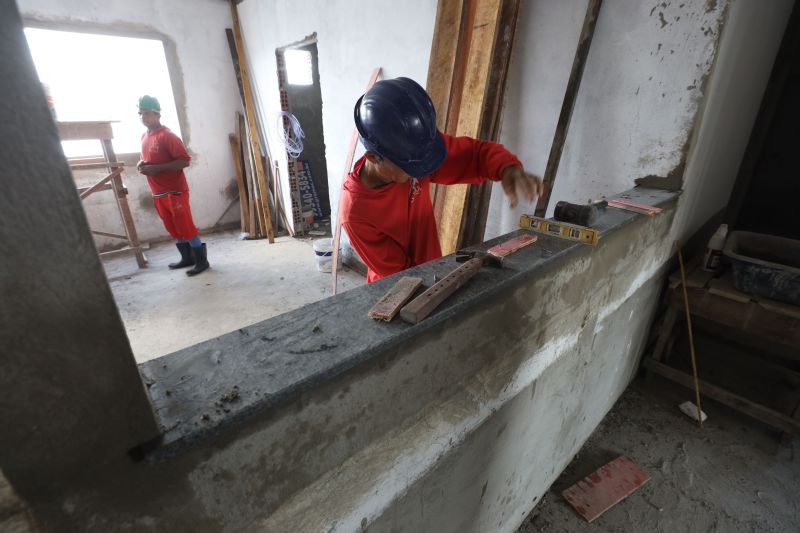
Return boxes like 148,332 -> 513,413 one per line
607,199 -> 662,216
436,0 -> 503,255
669,287 -> 800,354
228,133 -> 249,233
487,234 -> 537,257
78,168 -> 124,200
57,121 -> 114,141
759,298 -> 800,320
368,277 -> 424,322
229,0 -> 274,243
645,358 -> 800,434
562,456 -> 650,522
68,162 -> 124,171
668,267 -> 714,290
708,274 -> 751,303
400,258 -> 482,324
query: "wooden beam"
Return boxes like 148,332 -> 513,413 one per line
68,162 -> 125,171
229,133 -> 249,233
461,0 -> 522,246
229,0 -> 275,243
99,246 -> 144,260
425,0 -> 467,133
91,230 -> 129,240
102,139 -> 147,268
645,358 -> 800,435
428,0 -> 522,254
427,0 -> 470,221
77,184 -> 114,195
534,0 -> 602,217
436,0 -> 504,255
78,168 -> 124,200
57,121 -> 114,141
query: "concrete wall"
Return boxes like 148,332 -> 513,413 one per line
237,0 -> 437,235
0,0 -> 160,504
17,0 -> 242,247
3,0 -> 795,532
486,0 -> 723,236
669,0 -> 794,240
487,0 -> 793,240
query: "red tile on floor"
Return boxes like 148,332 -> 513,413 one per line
562,455 -> 650,522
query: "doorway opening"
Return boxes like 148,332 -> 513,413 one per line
276,35 -> 331,236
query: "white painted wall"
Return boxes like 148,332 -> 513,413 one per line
486,0 -> 730,238
17,0 -> 242,247
237,0 -> 438,237
669,0 -> 794,241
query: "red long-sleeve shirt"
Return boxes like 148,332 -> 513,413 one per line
340,132 -> 521,282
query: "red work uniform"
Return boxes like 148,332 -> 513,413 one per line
140,126 -> 197,240
340,132 -> 521,282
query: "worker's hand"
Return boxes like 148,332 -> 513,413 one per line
136,160 -> 146,172
501,166 -> 543,209
139,164 -> 159,176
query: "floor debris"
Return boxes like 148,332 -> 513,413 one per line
679,400 -> 708,422
562,455 -> 650,522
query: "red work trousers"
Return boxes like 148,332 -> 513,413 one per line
153,192 -> 198,240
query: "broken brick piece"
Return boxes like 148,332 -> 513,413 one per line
562,455 -> 650,522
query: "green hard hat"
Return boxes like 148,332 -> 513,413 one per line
138,95 -> 161,112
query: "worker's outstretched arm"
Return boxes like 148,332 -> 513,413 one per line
431,132 -> 542,208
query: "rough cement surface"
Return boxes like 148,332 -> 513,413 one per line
1,0 -> 160,500
139,189 -> 678,453
517,380 -> 800,533
104,230 -> 365,362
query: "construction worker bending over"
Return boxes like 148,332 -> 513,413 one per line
340,77 -> 543,282
137,95 -> 209,276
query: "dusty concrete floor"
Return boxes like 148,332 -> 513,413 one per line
517,376 -> 799,533
103,230 -> 364,362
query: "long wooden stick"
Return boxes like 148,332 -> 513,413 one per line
228,133 -> 249,233
78,168 -> 124,200
534,0 -> 602,217
678,248 -> 704,428
229,0 -> 275,243
331,67 -> 382,294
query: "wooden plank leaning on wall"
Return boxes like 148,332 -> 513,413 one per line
428,0 -> 522,255
229,0 -> 275,243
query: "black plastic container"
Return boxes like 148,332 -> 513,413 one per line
723,231 -> 800,306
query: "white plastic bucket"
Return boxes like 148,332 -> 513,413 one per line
313,238 -> 340,273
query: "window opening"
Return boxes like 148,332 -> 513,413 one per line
24,27 -> 182,157
284,49 -> 313,86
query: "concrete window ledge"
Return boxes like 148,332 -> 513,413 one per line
131,186 -> 679,531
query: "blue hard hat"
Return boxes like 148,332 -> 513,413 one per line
354,77 -> 447,178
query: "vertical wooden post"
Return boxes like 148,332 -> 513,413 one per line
428,0 -> 522,255
229,0 -> 275,242
228,133 -> 249,232
102,138 -> 147,268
